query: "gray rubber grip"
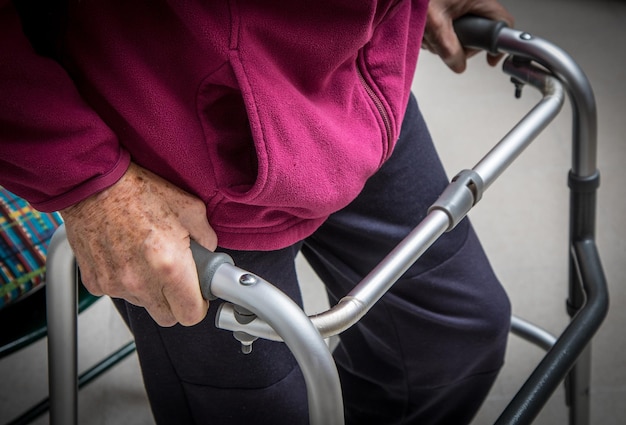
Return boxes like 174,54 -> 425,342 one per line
190,240 -> 234,300
453,15 -> 509,54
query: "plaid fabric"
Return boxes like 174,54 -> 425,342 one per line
0,187 -> 63,310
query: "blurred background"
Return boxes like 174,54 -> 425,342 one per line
1,0 -> 624,423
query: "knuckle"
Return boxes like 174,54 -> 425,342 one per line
143,235 -> 180,276
190,196 -> 206,211
152,251 -> 179,277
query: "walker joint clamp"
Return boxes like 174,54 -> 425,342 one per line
232,304 -> 258,354
428,169 -> 484,231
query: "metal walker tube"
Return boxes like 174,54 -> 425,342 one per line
46,224 -> 78,425
207,264 -> 344,425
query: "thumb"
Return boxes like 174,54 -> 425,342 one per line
190,222 -> 218,253
170,196 -> 218,252
161,236 -> 210,326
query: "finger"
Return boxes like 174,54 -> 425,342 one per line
160,181 -> 218,251
143,232 -> 209,326
181,202 -> 218,251
66,237 -> 106,296
191,223 -> 218,252
120,272 -> 181,327
98,261 -> 179,326
486,52 -> 505,67
139,295 -> 179,327
74,260 -> 105,296
440,30 -> 467,73
161,244 -> 209,326
429,16 -> 468,73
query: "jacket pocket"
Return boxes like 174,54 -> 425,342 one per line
356,54 -> 395,164
197,63 -> 260,196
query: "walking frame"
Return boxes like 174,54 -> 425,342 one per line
42,16 -> 608,425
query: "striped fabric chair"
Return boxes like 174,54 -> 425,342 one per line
0,188 -> 63,311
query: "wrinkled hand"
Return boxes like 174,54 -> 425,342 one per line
61,163 -> 218,327
422,0 -> 514,73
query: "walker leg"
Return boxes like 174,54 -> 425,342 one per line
566,346 -> 591,425
46,224 -> 78,425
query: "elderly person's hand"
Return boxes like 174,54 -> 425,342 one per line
422,0 -> 514,73
61,163 -> 217,327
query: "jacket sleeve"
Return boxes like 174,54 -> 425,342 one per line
0,0 -> 130,212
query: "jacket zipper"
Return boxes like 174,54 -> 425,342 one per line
356,65 -> 393,148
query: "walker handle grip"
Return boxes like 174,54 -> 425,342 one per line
190,240 -> 234,301
453,15 -> 509,55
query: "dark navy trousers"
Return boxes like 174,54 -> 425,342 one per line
113,95 -> 511,424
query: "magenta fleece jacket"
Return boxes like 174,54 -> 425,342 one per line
0,0 -> 428,250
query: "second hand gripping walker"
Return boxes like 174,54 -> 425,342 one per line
44,16 -> 608,425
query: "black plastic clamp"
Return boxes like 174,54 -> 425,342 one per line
568,170 -> 601,193
428,169 -> 484,231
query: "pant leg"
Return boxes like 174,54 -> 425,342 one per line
113,244 -> 309,425
302,94 -> 511,424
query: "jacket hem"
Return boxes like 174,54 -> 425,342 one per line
215,216 -> 327,251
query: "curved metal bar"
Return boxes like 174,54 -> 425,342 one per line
495,28 -> 598,178
491,24 -> 606,425
510,316 -> 557,352
313,210 -> 451,337
473,59 -> 564,189
217,310 -> 563,355
217,210 -> 451,340
46,224 -> 78,425
496,241 -> 609,425
209,264 -> 344,425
